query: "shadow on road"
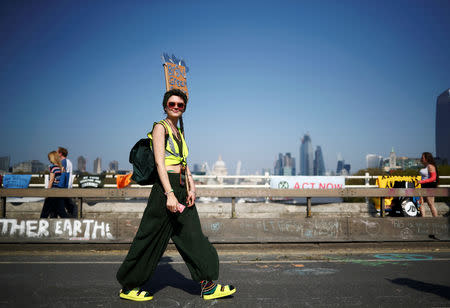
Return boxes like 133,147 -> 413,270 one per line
142,256 -> 199,296
387,278 -> 450,300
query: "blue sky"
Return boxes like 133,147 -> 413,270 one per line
1,0 -> 449,174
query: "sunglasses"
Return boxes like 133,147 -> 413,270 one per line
167,102 -> 185,110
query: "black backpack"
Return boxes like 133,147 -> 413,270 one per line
129,138 -> 158,185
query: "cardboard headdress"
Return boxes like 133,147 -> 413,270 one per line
161,53 -> 189,98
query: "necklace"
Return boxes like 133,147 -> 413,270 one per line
165,118 -> 180,139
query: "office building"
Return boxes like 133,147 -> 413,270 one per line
300,134 -> 313,175
274,153 -> 296,176
13,161 -> 32,173
436,89 -> 450,164
93,157 -> 102,174
192,164 -> 201,174
12,160 -> 44,173
109,160 -> 119,173
389,147 -> 397,169
274,153 -> 283,175
336,159 -> 345,175
366,154 -> 383,169
283,153 -> 296,176
313,146 -> 326,175
77,156 -> 86,172
397,157 -> 421,170
31,160 -> 46,173
343,164 -> 351,175
0,156 -> 10,172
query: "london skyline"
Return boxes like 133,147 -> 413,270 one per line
1,1 -> 449,174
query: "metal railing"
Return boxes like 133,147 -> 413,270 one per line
22,173 -> 450,188
1,187 -> 449,219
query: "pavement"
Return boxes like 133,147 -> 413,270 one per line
1,242 -> 450,307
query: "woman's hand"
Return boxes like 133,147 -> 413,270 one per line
187,190 -> 196,207
166,193 -> 179,213
48,173 -> 55,189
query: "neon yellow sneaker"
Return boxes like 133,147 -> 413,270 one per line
202,284 -> 236,300
119,288 -> 153,301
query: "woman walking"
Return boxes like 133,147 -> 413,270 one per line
116,89 -> 235,301
418,152 -> 439,217
40,151 -> 69,218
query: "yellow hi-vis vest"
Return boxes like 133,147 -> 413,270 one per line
148,120 -> 189,166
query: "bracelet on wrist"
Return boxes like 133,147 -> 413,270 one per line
190,190 -> 196,194
164,189 -> 174,196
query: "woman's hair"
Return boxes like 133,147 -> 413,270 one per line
162,89 -> 188,109
48,151 -> 62,168
162,89 -> 188,134
422,152 -> 439,184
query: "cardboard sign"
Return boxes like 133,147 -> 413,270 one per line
79,175 -> 105,188
163,62 -> 188,97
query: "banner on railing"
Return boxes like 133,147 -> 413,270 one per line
270,176 -> 345,189
2,174 -> 32,188
78,175 -> 105,188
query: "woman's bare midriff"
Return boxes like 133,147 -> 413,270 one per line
166,164 -> 183,173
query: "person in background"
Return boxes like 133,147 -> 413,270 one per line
58,147 -> 73,187
418,152 -> 439,217
58,146 -> 77,217
40,151 -> 69,218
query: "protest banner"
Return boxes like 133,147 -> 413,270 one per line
271,176 -> 345,189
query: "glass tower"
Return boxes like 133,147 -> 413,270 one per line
300,134 -> 313,175
313,146 -> 326,175
94,157 -> 102,174
274,153 -> 283,175
274,153 -> 296,175
0,156 -> 10,172
77,156 -> 86,172
366,154 -> 382,169
436,89 -> 450,164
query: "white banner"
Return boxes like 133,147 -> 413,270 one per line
271,176 -> 345,189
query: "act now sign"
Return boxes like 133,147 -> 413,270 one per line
271,176 -> 345,189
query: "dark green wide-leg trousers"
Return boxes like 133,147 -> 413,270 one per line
116,173 -> 219,290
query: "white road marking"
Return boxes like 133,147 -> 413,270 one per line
0,258 -> 449,264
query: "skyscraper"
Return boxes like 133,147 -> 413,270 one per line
274,153 -> 282,175
77,156 -> 86,172
436,89 -> 450,163
31,160 -> 46,173
300,134 -> 313,175
274,153 -> 296,176
389,147 -> 397,169
283,153 -> 296,176
336,159 -> 345,175
93,157 -> 102,174
0,156 -> 10,173
313,146 -> 326,175
343,164 -> 351,175
366,154 -> 383,169
109,160 -> 119,172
